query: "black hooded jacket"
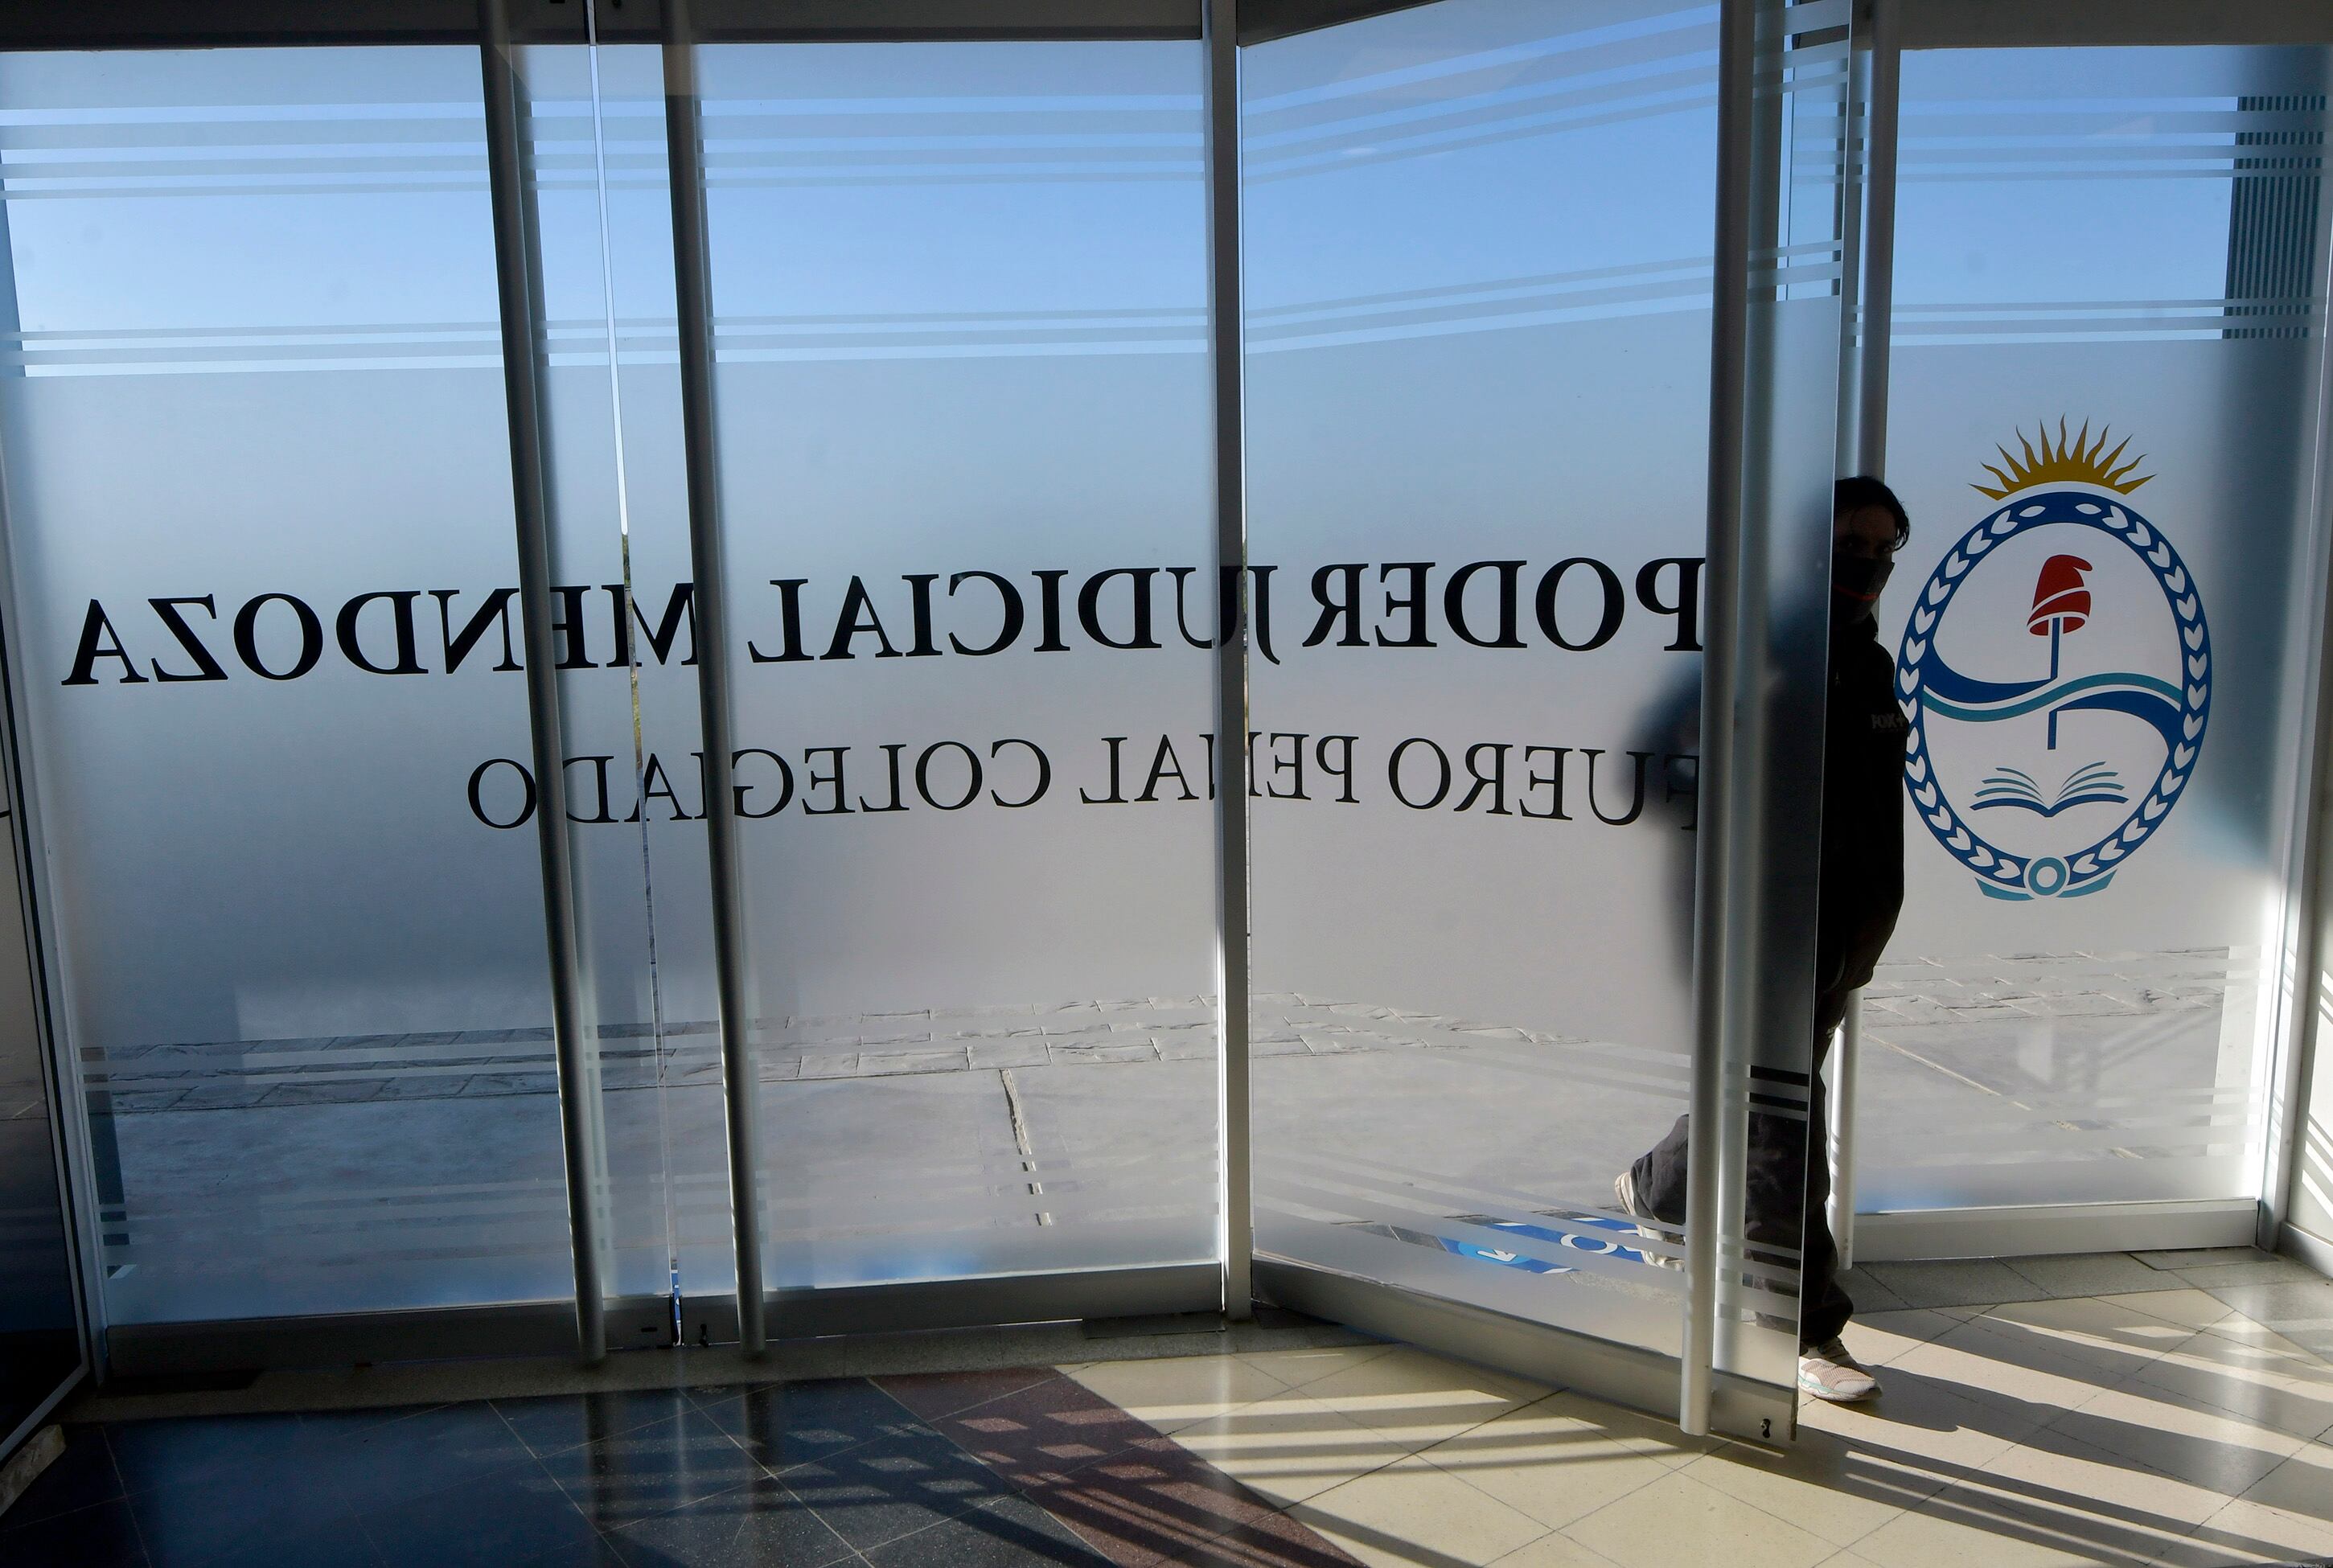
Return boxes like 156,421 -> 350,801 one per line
1637,606 -> 1911,1005
1817,610 -> 1911,998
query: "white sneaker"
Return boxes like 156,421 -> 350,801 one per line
1798,1337 -> 1879,1402
1611,1170 -> 1681,1270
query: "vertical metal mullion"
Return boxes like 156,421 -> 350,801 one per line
1721,0 -> 1790,1404
661,0 -> 767,1355
1202,0 -> 1253,1320
479,0 -> 608,1365
1682,0 -> 1760,1440
1854,0 -> 1899,477
2261,68 -> 2333,1250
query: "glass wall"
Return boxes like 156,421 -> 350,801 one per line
692,40 -> 1222,1291
0,48 -> 576,1321
1242,0 -> 1846,1390
6,10 -> 2322,1385
1867,47 -> 2331,1212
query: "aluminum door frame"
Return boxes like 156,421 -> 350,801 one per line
0,450 -> 95,1455
1234,0 -> 1846,1446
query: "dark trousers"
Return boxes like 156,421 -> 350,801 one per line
1628,987 -> 1854,1349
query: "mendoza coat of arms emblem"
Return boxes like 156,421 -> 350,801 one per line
1896,421 -> 2211,900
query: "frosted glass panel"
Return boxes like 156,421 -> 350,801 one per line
692,41 -> 1218,1289
0,48 -> 573,1320
1869,47 -> 2331,1211
1245,0 -> 1843,1382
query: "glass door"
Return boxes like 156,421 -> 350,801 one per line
1852,41 -> 2333,1258
515,36 -> 713,1348
1239,0 -> 1850,1437
676,30 -> 1228,1327
0,45 -> 588,1341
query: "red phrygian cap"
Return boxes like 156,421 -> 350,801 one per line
2028,554 -> 2093,636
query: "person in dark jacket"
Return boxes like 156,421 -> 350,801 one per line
1616,475 -> 1912,1404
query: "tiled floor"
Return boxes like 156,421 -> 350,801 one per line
0,1365 -> 1351,1568
1124,1246 -> 2333,1568
5,1249 -> 2328,1568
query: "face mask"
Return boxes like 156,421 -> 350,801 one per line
1832,552 -> 1892,620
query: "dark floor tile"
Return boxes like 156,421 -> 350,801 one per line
1079,1316 -> 1227,1342
927,1375 -> 1157,1488
876,1369 -> 1062,1424
1019,1439 -> 1284,1568
0,1496 -> 149,1568
1859,1258 -> 2034,1310
693,1379 -> 922,1472
510,1533 -> 630,1568
126,1457 -> 359,1566
302,1404 -> 448,1436
603,1474 -> 859,1568
6,1423 -> 125,1525
860,1492 -> 1113,1568
496,1389 -> 699,1459
357,1461 -> 596,1568
105,1413 -> 317,1498
197,1514 -> 386,1568
782,1426 -> 1013,1552
318,1400 -> 543,1516
537,1406 -> 767,1530
1834,1266 -> 1911,1316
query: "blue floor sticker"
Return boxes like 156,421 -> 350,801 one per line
1359,1213 -> 1653,1273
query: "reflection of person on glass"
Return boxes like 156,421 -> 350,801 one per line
1616,476 -> 1911,1404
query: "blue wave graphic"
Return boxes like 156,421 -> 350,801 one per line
1920,661 -> 2184,749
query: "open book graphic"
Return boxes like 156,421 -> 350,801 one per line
1971,761 -> 2126,817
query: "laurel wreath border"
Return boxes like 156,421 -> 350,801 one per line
1896,490 -> 2211,897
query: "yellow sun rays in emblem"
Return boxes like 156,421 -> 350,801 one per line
1972,417 -> 2153,500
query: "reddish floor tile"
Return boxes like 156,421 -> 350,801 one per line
1161,1504 -> 1368,1568
932,1375 -> 1160,1488
875,1367 -> 1066,1425
1020,1440 -> 1272,1567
